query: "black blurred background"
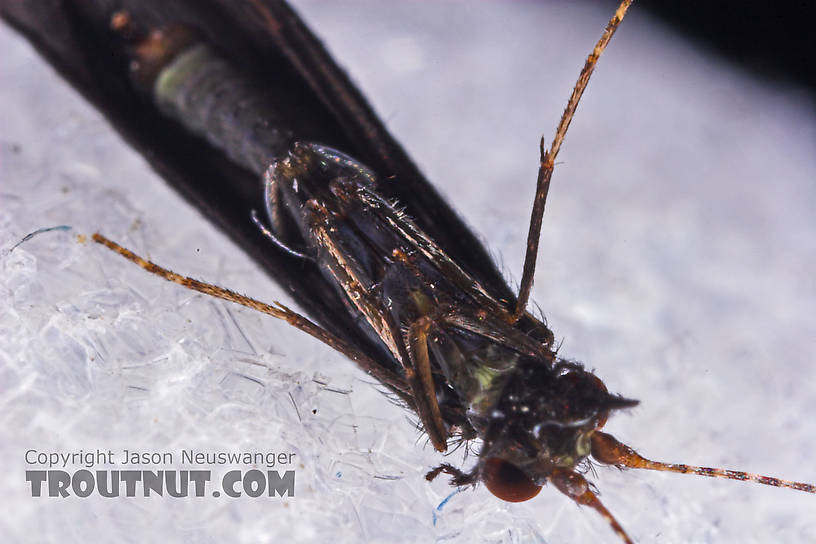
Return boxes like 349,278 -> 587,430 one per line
636,0 -> 813,93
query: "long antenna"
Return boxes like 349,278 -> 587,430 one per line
592,431 -> 816,494
90,233 -> 414,402
512,0 -> 633,322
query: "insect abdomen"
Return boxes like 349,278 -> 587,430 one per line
153,43 -> 294,176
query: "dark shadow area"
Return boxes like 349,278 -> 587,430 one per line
636,0 -> 814,93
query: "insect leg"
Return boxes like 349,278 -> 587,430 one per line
251,209 -> 312,260
263,159 -> 291,242
425,463 -> 479,487
298,195 -> 458,447
251,160 -> 313,260
550,468 -> 633,544
90,233 -> 413,404
440,313 -> 553,362
512,0 -> 633,322
405,316 -> 449,452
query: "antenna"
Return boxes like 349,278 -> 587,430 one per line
592,431 -> 816,494
512,0 -> 633,322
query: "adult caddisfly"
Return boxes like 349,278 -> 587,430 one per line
83,1 -> 815,542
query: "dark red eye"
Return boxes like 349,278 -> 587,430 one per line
483,458 -> 542,502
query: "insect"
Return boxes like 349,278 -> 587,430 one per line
72,0 -> 816,542
3,0 -> 812,540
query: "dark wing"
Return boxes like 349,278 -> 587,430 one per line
0,0 -> 534,367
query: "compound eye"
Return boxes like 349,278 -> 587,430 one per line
483,458 -> 542,502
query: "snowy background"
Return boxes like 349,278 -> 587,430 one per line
1,1 -> 815,543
